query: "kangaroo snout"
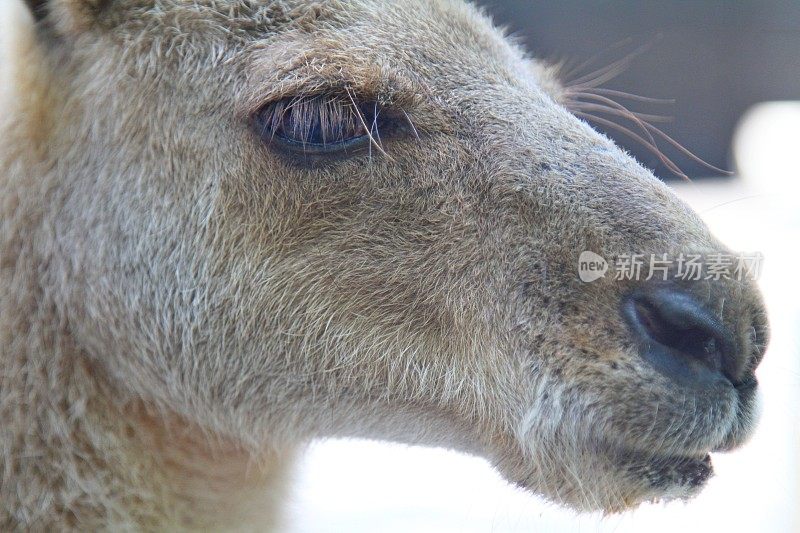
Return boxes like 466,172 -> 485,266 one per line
622,283 -> 765,389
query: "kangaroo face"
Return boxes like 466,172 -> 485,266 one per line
17,0 -> 767,513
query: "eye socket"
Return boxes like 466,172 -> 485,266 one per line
253,95 -> 386,156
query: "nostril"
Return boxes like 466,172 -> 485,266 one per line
631,299 -> 724,372
623,289 -> 737,385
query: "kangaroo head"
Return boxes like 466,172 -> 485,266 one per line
7,0 -> 768,522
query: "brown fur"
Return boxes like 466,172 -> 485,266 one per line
1,0 -> 767,530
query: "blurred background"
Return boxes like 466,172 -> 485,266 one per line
289,2 -> 800,532
487,0 -> 800,181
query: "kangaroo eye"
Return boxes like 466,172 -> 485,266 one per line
253,95 -> 382,156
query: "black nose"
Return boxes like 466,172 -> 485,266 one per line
622,288 -> 739,388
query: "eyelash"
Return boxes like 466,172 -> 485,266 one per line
252,95 -> 391,156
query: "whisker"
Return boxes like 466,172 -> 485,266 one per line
558,37 -> 634,81
371,101 -> 383,147
568,98 -> 673,123
578,87 -> 675,105
567,58 -> 633,90
573,111 -> 688,179
345,87 -> 391,160
401,110 -> 421,140
565,91 -> 664,154
639,120 -> 732,175
565,39 -> 659,88
700,194 -> 772,214
564,72 -> 729,177
566,55 -> 632,88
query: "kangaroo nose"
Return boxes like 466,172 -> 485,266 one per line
622,288 -> 740,388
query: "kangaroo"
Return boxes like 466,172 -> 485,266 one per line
0,0 -> 769,530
